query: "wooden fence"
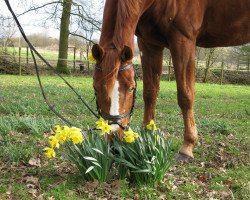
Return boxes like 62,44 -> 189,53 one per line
1,46 -> 250,85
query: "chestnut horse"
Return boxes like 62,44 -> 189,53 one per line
92,0 -> 250,162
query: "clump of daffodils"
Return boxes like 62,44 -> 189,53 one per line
43,119 -> 174,185
43,125 -> 83,159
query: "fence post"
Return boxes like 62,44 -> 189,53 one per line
80,49 -> 82,61
73,47 -> 76,72
220,61 -> 224,85
26,47 -> 29,66
19,47 -> 21,75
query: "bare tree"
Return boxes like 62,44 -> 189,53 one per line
203,48 -> 217,83
0,17 -> 17,49
15,0 -> 103,73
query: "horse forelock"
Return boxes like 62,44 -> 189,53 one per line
101,50 -> 120,83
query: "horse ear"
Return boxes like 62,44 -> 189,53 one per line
121,46 -> 133,62
92,44 -> 104,61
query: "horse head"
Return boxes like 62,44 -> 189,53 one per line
92,44 -> 136,132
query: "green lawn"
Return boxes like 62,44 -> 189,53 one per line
0,75 -> 249,199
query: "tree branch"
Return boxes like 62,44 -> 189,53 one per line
69,32 -> 96,44
17,1 -> 62,16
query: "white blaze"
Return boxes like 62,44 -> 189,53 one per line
110,80 -> 120,130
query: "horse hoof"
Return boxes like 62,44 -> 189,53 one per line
176,152 -> 194,163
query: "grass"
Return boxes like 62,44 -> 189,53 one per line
0,74 -> 249,199
2,47 -> 82,61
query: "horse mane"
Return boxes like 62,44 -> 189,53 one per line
113,0 -> 143,50
100,0 -> 118,47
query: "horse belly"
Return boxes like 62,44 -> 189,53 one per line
197,0 -> 250,48
136,23 -> 169,47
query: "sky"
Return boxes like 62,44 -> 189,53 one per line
0,0 -> 103,39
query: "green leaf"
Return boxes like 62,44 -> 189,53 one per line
92,148 -> 104,155
84,156 -> 98,162
85,166 -> 95,174
92,161 -> 102,168
114,158 -> 139,170
132,169 -> 151,173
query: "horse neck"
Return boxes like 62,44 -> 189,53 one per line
99,0 -> 118,48
100,0 -> 153,51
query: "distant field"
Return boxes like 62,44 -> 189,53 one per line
3,47 -> 82,61
0,75 -> 249,199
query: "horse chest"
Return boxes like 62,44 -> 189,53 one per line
136,18 -> 173,47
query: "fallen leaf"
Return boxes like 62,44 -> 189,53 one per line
85,180 -> 99,192
220,191 -> 231,198
25,176 -> 39,186
110,180 -> 120,193
28,158 -> 41,167
26,183 -> 36,189
159,194 -> 166,200
37,194 -> 44,200
134,194 -> 140,200
67,190 -> 75,196
28,188 -> 38,198
200,162 -> 205,167
197,175 -> 208,183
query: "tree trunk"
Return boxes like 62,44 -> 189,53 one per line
203,48 -> 215,83
56,0 -> 72,74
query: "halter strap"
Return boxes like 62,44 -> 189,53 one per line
95,63 -> 133,72
101,112 -> 130,123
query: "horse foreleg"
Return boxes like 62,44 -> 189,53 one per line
138,38 -> 164,125
169,36 -> 198,162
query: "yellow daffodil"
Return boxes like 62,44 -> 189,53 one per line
54,125 -> 63,133
55,130 -> 68,144
70,127 -> 82,134
62,126 -> 71,135
48,136 -> 60,149
96,117 -> 107,129
54,125 -> 68,144
124,129 -> 138,143
88,53 -> 96,63
44,147 -> 56,159
96,117 -> 112,135
68,127 -> 83,144
146,120 -> 157,131
69,131 -> 83,144
102,124 -> 112,135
